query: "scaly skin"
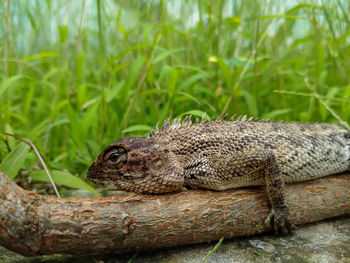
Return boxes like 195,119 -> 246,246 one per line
87,114 -> 350,235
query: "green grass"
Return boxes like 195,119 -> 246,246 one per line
1,0 -> 350,194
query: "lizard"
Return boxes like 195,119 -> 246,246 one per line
87,114 -> 350,235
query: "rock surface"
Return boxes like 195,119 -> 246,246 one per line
1,214 -> 349,263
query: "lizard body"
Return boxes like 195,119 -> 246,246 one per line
87,115 -> 350,234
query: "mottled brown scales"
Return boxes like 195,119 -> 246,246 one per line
88,114 -> 350,235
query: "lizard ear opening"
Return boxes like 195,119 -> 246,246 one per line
103,146 -> 128,170
150,157 -> 164,171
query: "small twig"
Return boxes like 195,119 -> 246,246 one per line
0,132 -> 60,198
274,90 -> 350,104
127,251 -> 139,263
202,237 -> 224,262
4,0 -> 10,76
304,78 -> 350,130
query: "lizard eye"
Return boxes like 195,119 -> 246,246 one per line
109,153 -> 119,162
104,146 -> 127,169
150,158 -> 164,171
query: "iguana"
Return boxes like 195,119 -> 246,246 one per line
87,114 -> 350,235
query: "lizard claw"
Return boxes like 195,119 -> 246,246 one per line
265,206 -> 295,235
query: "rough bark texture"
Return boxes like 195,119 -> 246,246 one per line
0,171 -> 350,256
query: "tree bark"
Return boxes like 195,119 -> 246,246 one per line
0,171 -> 350,256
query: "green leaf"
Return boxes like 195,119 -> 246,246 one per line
122,55 -> 145,98
114,45 -> 150,61
106,81 -> 124,103
175,91 -> 200,104
58,25 -> 68,44
259,14 -> 306,21
262,109 -> 292,119
224,57 -> 249,67
319,87 -> 338,121
217,58 -> 232,87
75,53 -> 85,77
0,142 -> 30,179
177,72 -> 212,91
67,105 -> 85,152
286,4 -> 318,14
122,125 -> 153,133
158,64 -> 174,83
179,110 -> 210,121
81,101 -> 100,133
117,24 -> 127,36
4,124 -> 16,149
29,170 -> 100,196
167,68 -> 178,95
23,85 -> 35,116
241,90 -> 258,115
152,47 -> 186,64
24,5 -> 37,30
50,100 -> 69,119
24,52 -> 60,61
0,75 -> 25,97
29,119 -> 50,140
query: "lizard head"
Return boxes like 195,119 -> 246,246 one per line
87,136 -> 184,194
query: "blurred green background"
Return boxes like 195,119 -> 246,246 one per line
1,0 -> 350,194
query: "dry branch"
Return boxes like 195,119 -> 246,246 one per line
0,171 -> 350,256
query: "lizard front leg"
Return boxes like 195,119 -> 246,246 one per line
256,150 -> 294,235
210,150 -> 294,235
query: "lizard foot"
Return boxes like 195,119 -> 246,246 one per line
265,206 -> 295,235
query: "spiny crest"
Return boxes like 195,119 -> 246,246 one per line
149,113 -> 270,137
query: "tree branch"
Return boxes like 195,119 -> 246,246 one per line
0,171 -> 350,256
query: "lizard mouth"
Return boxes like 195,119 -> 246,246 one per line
86,162 -> 113,183
87,162 -> 145,186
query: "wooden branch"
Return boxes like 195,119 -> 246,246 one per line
0,171 -> 350,256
